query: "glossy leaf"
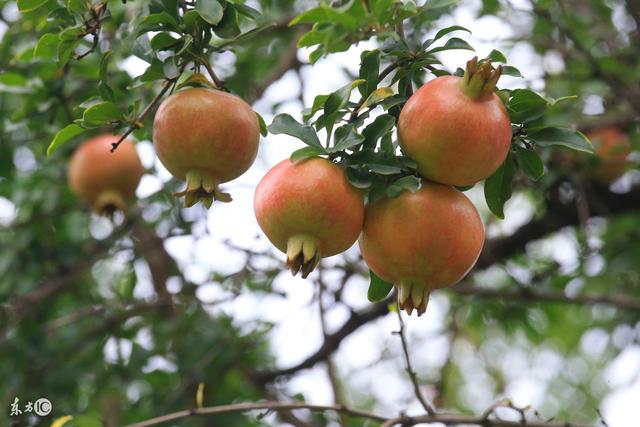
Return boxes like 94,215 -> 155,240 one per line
484,153 -> 517,219
367,270 -> 394,303
528,127 -> 594,153
269,114 -> 323,148
47,124 -> 87,156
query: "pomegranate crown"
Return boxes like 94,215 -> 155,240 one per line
460,56 -> 503,99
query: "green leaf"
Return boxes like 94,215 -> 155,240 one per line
290,6 -> 358,30
484,154 -> 517,219
215,5 -> 240,39
82,102 -> 124,126
140,59 -> 165,82
358,87 -> 394,112
507,89 -> 548,123
135,12 -> 179,35
303,94 -> 329,122
211,24 -> 274,49
323,79 -> 365,135
433,25 -> 471,42
57,38 -> 81,66
290,146 -> 327,163
47,124 -> 87,156
67,0 -> 86,13
358,50 -> 380,98
33,33 -> 59,59
269,114 -> 323,148
428,37 -> 474,53
151,32 -> 181,50
234,3 -> 263,21
256,112 -> 268,137
195,0 -> 224,25
424,0 -> 459,9
528,127 -> 594,153
487,49 -> 507,63
515,146 -> 544,180
346,166 -> 373,189
362,114 -> 395,149
0,73 -> 29,86
17,0 -> 48,12
367,270 -> 394,303
501,65 -> 523,78
99,50 -> 112,83
386,175 -> 421,198
329,125 -> 365,153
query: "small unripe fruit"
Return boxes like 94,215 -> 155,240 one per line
153,86 -> 260,208
68,134 -> 144,217
254,158 -> 365,278
359,182 -> 484,315
398,57 -> 511,186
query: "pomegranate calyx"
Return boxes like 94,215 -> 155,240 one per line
285,234 -> 321,278
174,170 -> 232,208
397,281 -> 430,316
94,189 -> 126,220
460,56 -> 503,99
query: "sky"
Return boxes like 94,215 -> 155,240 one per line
1,0 -> 639,425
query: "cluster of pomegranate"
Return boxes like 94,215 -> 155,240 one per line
67,76 -> 261,214
65,59 -> 629,316
255,57 -> 510,315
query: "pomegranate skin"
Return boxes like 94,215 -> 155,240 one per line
68,134 -> 144,215
587,127 -> 630,183
254,158 -> 365,277
359,182 -> 484,315
153,87 -> 260,207
398,76 -> 512,186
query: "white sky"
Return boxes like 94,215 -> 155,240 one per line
1,0 -> 639,425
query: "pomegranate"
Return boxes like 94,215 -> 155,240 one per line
68,134 -> 144,217
587,127 -> 630,183
359,182 -> 484,315
153,86 -> 260,208
398,57 -> 511,186
254,158 -> 365,278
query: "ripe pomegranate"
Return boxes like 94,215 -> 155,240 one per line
153,85 -> 260,208
359,182 -> 484,315
68,134 -> 144,217
398,57 -> 511,186
587,127 -> 630,183
254,158 -> 365,278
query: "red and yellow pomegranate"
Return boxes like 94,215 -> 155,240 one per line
68,134 -> 144,217
153,85 -> 260,208
254,158 -> 365,278
359,182 -> 484,315
587,127 -> 630,183
398,57 -> 511,186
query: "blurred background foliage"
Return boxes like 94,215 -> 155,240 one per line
0,0 -> 639,426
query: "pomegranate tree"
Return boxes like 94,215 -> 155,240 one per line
68,134 -> 144,217
254,158 -> 365,278
359,183 -> 484,315
153,85 -> 260,208
398,57 -> 512,186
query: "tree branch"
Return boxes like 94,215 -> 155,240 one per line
252,294 -> 393,384
394,308 -> 437,415
452,283 -> 640,311
123,400 -> 594,427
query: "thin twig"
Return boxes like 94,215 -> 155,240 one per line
394,308 -> 437,415
110,78 -> 177,152
122,400 -> 595,427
